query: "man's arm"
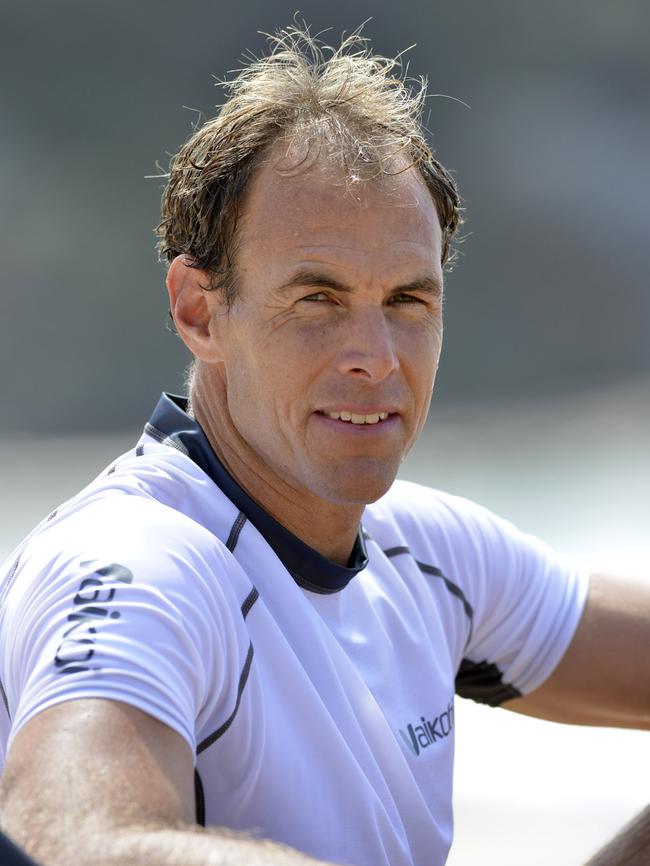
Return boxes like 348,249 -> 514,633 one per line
504,572 -> 650,727
0,699 -> 339,866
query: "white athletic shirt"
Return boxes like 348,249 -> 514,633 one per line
0,394 -> 589,866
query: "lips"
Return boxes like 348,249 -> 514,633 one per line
314,407 -> 400,428
322,410 -> 390,425
317,403 -> 400,415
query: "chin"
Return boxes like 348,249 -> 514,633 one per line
311,461 -> 398,506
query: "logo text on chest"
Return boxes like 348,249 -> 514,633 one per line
399,700 -> 455,756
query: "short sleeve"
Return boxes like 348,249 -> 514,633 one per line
0,495 -> 249,758
375,482 -> 590,707
451,498 -> 590,704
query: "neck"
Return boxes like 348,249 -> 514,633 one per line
190,370 -> 363,565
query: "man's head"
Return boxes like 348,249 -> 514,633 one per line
157,25 -> 461,306
161,26 -> 460,515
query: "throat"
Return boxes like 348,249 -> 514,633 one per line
189,378 -> 365,565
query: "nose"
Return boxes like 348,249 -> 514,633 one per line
335,305 -> 399,382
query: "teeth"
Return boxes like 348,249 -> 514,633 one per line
325,411 -> 389,424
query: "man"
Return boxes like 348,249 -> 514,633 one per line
0,26 -> 647,866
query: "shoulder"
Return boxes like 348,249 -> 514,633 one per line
364,479 -> 560,574
365,479 -> 507,544
0,443 -> 258,764
40,441 -> 237,552
1,446 -> 249,621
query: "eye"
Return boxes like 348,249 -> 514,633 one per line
389,292 -> 422,304
300,291 -> 330,302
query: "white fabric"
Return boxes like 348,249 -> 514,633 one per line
0,436 -> 589,866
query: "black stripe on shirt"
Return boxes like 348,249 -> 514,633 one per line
0,679 -> 9,718
455,658 -> 522,706
196,641 -> 255,755
240,587 -> 259,620
383,545 -> 474,630
383,546 -> 520,707
194,768 -> 206,826
144,422 -> 189,457
226,512 -> 247,553
196,507 -> 259,757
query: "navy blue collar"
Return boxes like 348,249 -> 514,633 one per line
145,393 -> 368,593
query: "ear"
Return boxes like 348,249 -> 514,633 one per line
166,256 -> 227,363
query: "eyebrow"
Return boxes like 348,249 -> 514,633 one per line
278,269 -> 443,297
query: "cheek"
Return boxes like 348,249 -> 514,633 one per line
400,319 -> 443,381
225,332 -> 311,428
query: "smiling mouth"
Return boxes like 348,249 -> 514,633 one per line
317,410 -> 395,425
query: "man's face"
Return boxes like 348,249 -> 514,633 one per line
208,146 -> 444,506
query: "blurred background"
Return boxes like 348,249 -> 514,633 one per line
1,1 -> 648,864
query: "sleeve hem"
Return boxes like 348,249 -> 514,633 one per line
7,690 -> 197,759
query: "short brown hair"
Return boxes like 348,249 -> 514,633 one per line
156,25 -> 462,305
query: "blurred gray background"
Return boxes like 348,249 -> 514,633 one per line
1,5 -> 649,865
1,0 -> 649,434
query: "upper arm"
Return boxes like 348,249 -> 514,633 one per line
505,572 -> 650,728
0,698 -> 196,859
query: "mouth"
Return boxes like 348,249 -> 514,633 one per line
320,410 -> 389,425
314,409 -> 399,428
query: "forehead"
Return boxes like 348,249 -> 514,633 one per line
236,141 -> 442,272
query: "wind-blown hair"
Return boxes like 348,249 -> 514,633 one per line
156,25 -> 462,305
